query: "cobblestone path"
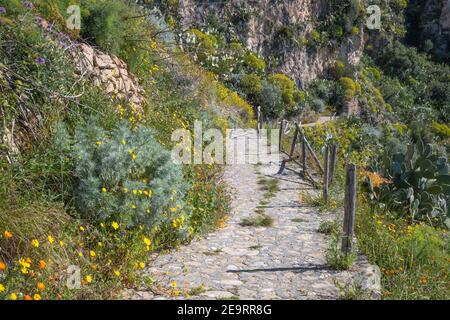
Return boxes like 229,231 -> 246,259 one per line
123,131 -> 379,300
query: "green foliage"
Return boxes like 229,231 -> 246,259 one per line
243,52 -> 266,73
431,122 -> 450,139
357,203 -> 449,300
339,77 -> 356,99
240,73 -> 263,97
366,139 -> 450,227
240,213 -> 274,227
268,73 -> 296,108
318,220 -> 340,235
70,120 -> 190,230
326,232 -> 356,270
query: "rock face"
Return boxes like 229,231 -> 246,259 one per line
177,0 -> 365,87
409,0 -> 450,59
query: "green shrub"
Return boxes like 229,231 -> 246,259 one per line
243,52 -> 266,73
326,233 -> 356,270
268,73 -> 296,108
339,77 -> 357,99
240,73 -> 263,97
431,122 -> 450,139
189,29 -> 218,63
70,120 -> 190,230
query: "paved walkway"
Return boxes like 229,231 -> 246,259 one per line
122,131 -> 378,300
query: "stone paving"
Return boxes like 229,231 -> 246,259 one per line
122,131 -> 380,300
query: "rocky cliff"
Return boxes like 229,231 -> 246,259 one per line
177,0 -> 366,87
407,0 -> 450,60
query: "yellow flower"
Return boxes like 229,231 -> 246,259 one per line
98,242 -> 103,247
96,141 -> 103,146
123,188 -> 129,193
18,258 -> 31,268
121,139 -> 127,145
33,294 -> 42,300
131,154 -> 137,160
111,222 -> 119,230
79,226 -> 85,232
21,267 -> 29,274
47,235 -> 55,244
0,284 -> 5,292
169,207 -> 177,213
143,237 -> 151,246
132,205 -> 137,209
31,239 -> 39,248
139,262 -> 145,269
10,293 -> 17,300
78,252 -> 83,258
113,270 -> 121,277
59,240 -> 65,247
4,230 -> 13,239
132,189 -> 138,195
90,250 -> 96,258
101,187 -> 107,193
38,260 -> 46,270
37,282 -> 45,291
128,149 -> 133,154
85,275 -> 93,284
170,280 -> 177,288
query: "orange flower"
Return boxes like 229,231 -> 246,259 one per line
4,230 -> 13,238
0,261 -> 6,271
38,260 -> 46,270
37,282 -> 45,291
24,295 -> 33,300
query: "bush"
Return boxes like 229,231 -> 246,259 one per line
71,120 -> 190,230
431,122 -> 450,139
268,73 -> 296,108
311,98 -> 325,113
339,77 -> 357,99
258,80 -> 284,118
240,73 -> 263,97
243,52 -> 266,73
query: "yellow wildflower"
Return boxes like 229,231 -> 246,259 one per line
79,226 -> 85,232
101,187 -> 107,193
47,235 -> 55,244
59,240 -> 65,247
4,230 -> 13,239
90,250 -> 96,258
139,262 -> 145,269
33,294 -> 42,300
10,293 -> 17,300
112,222 -> 119,230
0,284 -> 5,292
85,275 -> 93,284
123,188 -> 129,193
31,239 -> 39,248
114,270 -> 121,277
170,280 -> 177,288
143,237 -> 151,246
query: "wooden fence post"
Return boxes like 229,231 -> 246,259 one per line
342,164 -> 357,253
289,124 -> 299,158
257,106 -> 262,136
278,119 -> 284,153
302,137 -> 307,174
329,144 -> 338,184
323,145 -> 329,203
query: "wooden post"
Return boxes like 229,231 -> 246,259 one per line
302,134 -> 324,173
323,146 -> 329,203
257,106 -> 262,136
279,119 -> 284,153
329,144 -> 338,184
342,164 -> 357,253
289,124 -> 299,158
302,136 -> 307,174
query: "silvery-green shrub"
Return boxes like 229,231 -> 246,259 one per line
72,120 -> 190,230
